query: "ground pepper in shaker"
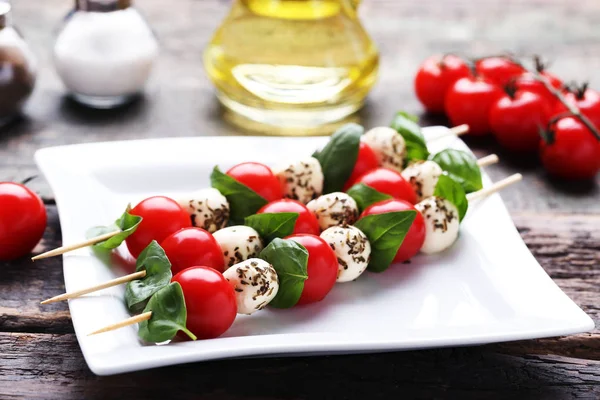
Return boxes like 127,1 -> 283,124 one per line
53,0 -> 159,109
0,3 -> 36,124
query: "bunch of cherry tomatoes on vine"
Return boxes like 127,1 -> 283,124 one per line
414,54 -> 600,180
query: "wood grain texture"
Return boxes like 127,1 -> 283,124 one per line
0,331 -> 599,400
0,0 -> 598,210
1,0 -> 599,398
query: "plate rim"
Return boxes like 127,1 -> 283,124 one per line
35,128 -> 595,376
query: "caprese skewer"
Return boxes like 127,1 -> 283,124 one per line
35,117 -> 523,345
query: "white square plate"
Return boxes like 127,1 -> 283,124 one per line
35,127 -> 594,376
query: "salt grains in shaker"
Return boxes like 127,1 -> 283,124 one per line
0,3 -> 36,124
53,0 -> 159,108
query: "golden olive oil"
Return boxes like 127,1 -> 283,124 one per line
204,0 -> 379,135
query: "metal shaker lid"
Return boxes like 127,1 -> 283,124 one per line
75,0 -> 132,12
0,3 -> 11,30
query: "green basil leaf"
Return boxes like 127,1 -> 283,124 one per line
313,123 -> 363,193
346,183 -> 392,212
85,204 -> 142,250
138,282 -> 196,343
390,111 -> 430,162
210,166 -> 268,224
259,238 -> 308,309
431,149 -> 483,193
433,174 -> 468,221
244,212 -> 299,244
354,210 -> 417,273
125,241 -> 173,314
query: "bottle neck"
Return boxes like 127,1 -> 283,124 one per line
75,0 -> 132,12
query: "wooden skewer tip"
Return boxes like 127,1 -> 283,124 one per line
88,311 -> 152,337
40,270 -> 146,305
31,230 -> 121,261
476,153 -> 500,167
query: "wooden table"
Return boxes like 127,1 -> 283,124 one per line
1,0 -> 599,398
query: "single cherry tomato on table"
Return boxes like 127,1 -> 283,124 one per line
161,227 -> 224,274
489,90 -> 552,153
540,117 -> 600,180
352,168 -> 417,204
172,266 -> 237,339
226,162 -> 281,202
553,86 -> 600,129
125,196 -> 191,258
361,199 -> 425,263
414,54 -> 471,113
285,234 -> 338,305
0,182 -> 47,260
514,72 -> 563,107
257,199 -> 320,235
343,142 -> 379,191
445,76 -> 504,136
475,57 -> 525,87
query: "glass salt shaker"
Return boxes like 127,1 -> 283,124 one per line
0,3 -> 36,124
53,0 -> 159,108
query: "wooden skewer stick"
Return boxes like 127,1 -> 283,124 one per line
88,311 -> 152,336
476,154 -> 499,168
429,124 -> 470,142
449,124 -> 470,136
40,270 -> 147,305
32,229 -> 121,261
466,173 -> 523,202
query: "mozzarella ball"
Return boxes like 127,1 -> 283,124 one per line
401,160 -> 444,202
178,188 -> 230,233
212,226 -> 263,268
306,192 -> 359,231
274,157 -> 324,204
223,258 -> 279,315
320,226 -> 371,283
361,126 -> 406,172
415,197 -> 460,254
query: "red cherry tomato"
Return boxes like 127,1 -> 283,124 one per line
554,88 -> 600,130
414,54 -> 471,113
445,76 -> 504,136
161,227 -> 224,274
257,199 -> 320,235
226,162 -> 281,202
172,266 -> 237,339
285,234 -> 338,305
489,91 -> 552,153
540,117 -> 600,180
475,57 -> 525,87
361,199 -> 425,263
343,142 -> 379,191
515,72 -> 563,106
352,168 -> 417,204
0,183 -> 47,260
126,196 -> 191,258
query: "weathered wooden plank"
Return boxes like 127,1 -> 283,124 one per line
0,0 -> 599,212
0,332 -> 599,400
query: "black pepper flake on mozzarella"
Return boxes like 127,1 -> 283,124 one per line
320,226 -> 371,283
401,161 -> 443,202
307,192 -> 359,231
415,196 -> 460,254
274,157 -> 324,204
179,188 -> 230,233
223,258 -> 279,315
361,126 -> 406,172
213,226 -> 264,268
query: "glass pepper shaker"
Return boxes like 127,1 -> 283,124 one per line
53,0 -> 159,108
0,3 -> 36,124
